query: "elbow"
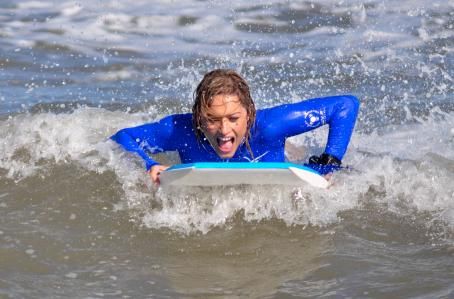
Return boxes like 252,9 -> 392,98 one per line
342,94 -> 360,109
339,95 -> 360,118
110,129 -> 124,143
110,128 -> 133,146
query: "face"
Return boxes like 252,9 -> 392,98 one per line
201,94 -> 249,159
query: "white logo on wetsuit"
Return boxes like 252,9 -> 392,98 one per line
243,151 -> 269,162
304,110 -> 325,127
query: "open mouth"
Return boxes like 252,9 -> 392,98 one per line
217,136 -> 235,153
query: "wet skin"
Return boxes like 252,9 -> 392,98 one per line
150,94 -> 249,184
200,94 -> 249,159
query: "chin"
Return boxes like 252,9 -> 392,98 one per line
217,152 -> 234,159
216,149 -> 236,159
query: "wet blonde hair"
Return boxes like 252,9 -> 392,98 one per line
192,69 -> 256,156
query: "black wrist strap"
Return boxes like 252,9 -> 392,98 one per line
309,153 -> 342,166
321,153 -> 341,165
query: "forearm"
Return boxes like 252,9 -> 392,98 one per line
111,128 -> 160,170
324,95 -> 360,160
261,95 -> 359,161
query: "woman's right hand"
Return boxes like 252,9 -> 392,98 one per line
149,164 -> 170,185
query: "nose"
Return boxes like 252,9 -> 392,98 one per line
219,118 -> 231,134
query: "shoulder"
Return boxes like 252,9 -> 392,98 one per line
157,112 -> 192,127
171,113 -> 194,133
156,112 -> 193,135
252,106 -> 288,141
256,95 -> 360,116
254,102 -> 298,124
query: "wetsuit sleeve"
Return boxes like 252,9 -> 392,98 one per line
110,115 -> 177,170
260,95 -> 359,161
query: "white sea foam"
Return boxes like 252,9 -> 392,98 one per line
358,107 -> 454,160
0,105 -> 452,234
139,110 -> 454,233
16,1 -> 53,9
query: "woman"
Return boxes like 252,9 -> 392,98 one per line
111,69 -> 359,184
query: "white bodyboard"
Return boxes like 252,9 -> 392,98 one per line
159,162 -> 328,189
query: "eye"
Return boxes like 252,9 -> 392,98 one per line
206,117 -> 221,126
229,117 -> 239,122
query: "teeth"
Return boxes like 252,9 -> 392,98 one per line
218,137 -> 233,142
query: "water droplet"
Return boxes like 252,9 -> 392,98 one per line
65,272 -> 78,279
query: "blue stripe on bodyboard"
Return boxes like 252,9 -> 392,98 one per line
166,162 -> 321,175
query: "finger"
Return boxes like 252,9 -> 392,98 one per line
149,170 -> 159,184
153,169 -> 164,183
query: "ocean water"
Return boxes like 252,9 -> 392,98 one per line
0,0 -> 453,298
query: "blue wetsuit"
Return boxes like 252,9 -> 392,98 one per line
111,95 -> 359,175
